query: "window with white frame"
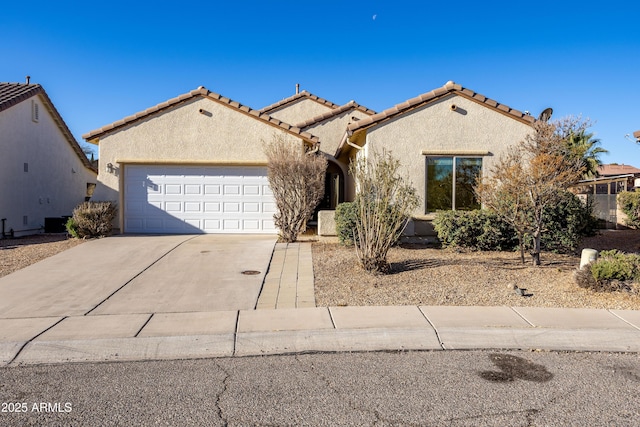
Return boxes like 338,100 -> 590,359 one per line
425,156 -> 482,211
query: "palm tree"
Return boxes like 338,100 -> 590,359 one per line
564,129 -> 608,179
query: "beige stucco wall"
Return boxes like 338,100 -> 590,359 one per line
362,94 -> 533,216
0,94 -> 97,236
266,99 -> 335,125
91,96 -> 306,230
306,109 -> 371,158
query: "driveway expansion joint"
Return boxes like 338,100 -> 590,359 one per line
8,316 -> 68,366
83,235 -> 198,316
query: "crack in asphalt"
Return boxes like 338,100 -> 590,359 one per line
212,360 -> 231,427
295,354 -> 425,427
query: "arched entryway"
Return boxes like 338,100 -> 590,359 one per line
310,158 -> 346,226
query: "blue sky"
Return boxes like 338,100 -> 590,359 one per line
2,1 -> 639,167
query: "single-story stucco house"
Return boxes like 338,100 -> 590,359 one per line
0,81 -> 97,237
84,81 -> 536,236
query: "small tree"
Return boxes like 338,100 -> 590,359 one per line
476,120 -> 584,266
264,134 -> 327,243
350,149 -> 419,273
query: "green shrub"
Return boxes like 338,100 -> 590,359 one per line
66,201 -> 117,238
432,210 -> 518,251
617,191 -> 640,229
65,217 -> 80,239
590,250 -> 640,282
433,191 -> 597,254
537,191 -> 598,253
576,250 -> 640,293
335,202 -> 359,246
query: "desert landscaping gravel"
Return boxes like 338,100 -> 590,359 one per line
0,234 -> 84,278
313,229 -> 640,310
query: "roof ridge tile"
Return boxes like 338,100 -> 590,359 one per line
260,90 -> 341,113
347,81 -> 536,133
83,87 -> 320,145
294,101 -> 376,129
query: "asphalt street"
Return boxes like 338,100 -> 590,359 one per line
1,350 -> 639,426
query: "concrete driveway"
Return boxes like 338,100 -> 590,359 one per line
0,235 -> 276,319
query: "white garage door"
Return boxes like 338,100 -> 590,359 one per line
124,165 -> 277,234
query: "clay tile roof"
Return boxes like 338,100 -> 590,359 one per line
598,164 -> 640,176
83,87 -> 319,145
0,82 -> 43,111
294,101 -> 376,129
259,90 -> 341,113
0,82 -> 96,172
347,80 -> 535,134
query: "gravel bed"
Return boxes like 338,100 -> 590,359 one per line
0,234 -> 85,278
313,229 -> 640,310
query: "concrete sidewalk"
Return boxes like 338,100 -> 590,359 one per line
2,305 -> 639,366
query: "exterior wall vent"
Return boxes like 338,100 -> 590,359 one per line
24,163 -> 29,173
31,100 -> 39,123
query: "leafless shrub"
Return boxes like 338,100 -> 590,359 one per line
350,149 -> 420,274
264,134 -> 327,243
66,201 -> 117,238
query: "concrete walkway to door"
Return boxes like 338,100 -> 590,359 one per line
256,242 -> 315,309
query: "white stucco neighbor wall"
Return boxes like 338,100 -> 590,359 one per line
364,94 -> 533,216
0,95 -> 97,236
91,97 -> 307,230
306,109 -> 372,158
266,99 -> 335,125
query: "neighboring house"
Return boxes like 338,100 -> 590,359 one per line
84,87 -> 318,234
0,81 -> 97,238
84,81 -> 536,237
597,164 -> 640,193
571,164 -> 640,229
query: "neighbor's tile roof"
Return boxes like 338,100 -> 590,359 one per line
0,82 -> 96,172
259,90 -> 341,114
347,80 -> 536,134
294,101 -> 376,129
0,82 -> 43,111
83,87 -> 320,145
598,163 -> 640,176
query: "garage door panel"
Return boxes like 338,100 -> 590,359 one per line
204,202 -> 221,213
243,202 -> 260,213
223,202 -> 240,213
223,185 -> 241,195
185,202 -> 202,212
204,185 -> 221,195
125,165 -> 276,234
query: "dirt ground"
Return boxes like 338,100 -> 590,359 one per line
313,229 -> 640,310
